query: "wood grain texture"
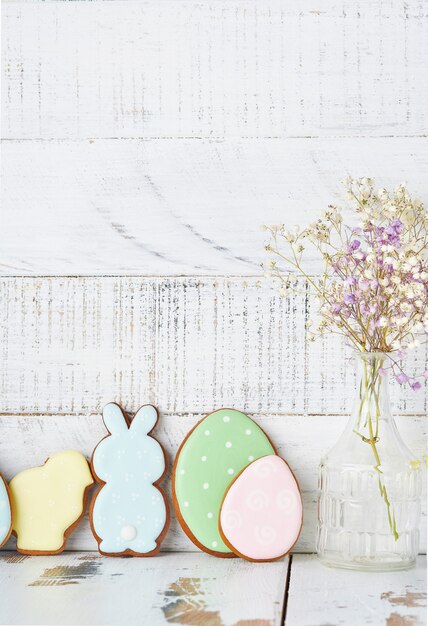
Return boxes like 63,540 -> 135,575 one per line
0,551 -> 289,625
287,554 -> 427,626
2,138 -> 428,275
1,277 -> 426,415
0,413 -> 425,553
2,1 -> 427,140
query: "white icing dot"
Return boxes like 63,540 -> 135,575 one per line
245,429 -> 252,435
227,468 -> 234,475
201,455 -> 207,462
120,525 -> 137,541
203,482 -> 209,490
212,541 -> 218,548
184,501 -> 189,508
225,441 -> 232,448
223,415 -> 230,422
207,512 -> 213,519
248,455 -> 254,461
204,430 -> 210,436
180,469 -> 185,475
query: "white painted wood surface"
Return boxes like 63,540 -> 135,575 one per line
0,552 -> 425,626
0,413 -> 425,553
287,554 -> 427,626
3,1 -> 427,140
1,277 -> 426,415
0,551 -> 289,625
2,139 -> 428,275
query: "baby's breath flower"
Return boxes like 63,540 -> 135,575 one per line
263,178 -> 427,383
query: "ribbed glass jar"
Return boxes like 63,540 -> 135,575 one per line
316,352 -> 422,571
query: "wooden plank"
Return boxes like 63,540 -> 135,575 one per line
0,551 -> 289,625
2,138 -> 428,276
286,554 -> 427,626
1,277 -> 427,415
0,413 -> 425,553
2,1 -> 427,139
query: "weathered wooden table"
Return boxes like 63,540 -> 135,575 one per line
0,552 -> 425,625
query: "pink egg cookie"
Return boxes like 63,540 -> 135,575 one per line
219,455 -> 302,562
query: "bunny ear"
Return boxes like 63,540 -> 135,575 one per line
131,404 -> 158,434
102,403 -> 129,434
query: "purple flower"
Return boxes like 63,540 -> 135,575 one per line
411,381 -> 422,391
378,367 -> 388,377
391,219 -> 403,234
344,277 -> 357,286
332,303 -> 342,315
349,239 -> 361,251
395,373 -> 409,385
344,293 -> 357,305
359,279 -> 370,292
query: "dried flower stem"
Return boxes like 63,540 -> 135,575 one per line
264,178 -> 427,539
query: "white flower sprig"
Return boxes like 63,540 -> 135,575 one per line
263,178 -> 428,388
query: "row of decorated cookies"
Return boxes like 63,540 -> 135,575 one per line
0,406 -> 302,562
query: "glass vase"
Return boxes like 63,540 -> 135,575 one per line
316,352 -> 422,571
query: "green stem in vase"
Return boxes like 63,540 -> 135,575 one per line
354,357 -> 399,541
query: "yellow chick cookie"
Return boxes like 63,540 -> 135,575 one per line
9,450 -> 93,554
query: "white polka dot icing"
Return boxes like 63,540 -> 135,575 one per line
91,403 -> 168,556
173,409 -> 275,554
219,455 -> 302,561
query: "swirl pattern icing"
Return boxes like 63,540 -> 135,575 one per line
219,455 -> 302,561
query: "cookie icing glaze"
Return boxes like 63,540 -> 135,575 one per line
219,455 -> 303,561
90,403 -> 168,556
173,409 -> 275,555
0,476 -> 12,547
9,450 -> 93,554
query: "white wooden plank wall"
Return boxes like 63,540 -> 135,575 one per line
1,277 -> 426,416
0,277 -> 426,553
1,0 -> 427,559
2,138 -> 428,275
3,1 -> 428,139
2,1 -> 428,275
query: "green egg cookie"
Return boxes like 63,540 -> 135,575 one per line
173,408 -> 276,556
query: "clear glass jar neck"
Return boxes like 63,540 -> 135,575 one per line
353,352 -> 392,427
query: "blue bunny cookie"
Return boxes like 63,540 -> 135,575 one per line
0,474 -> 12,547
90,403 -> 169,556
